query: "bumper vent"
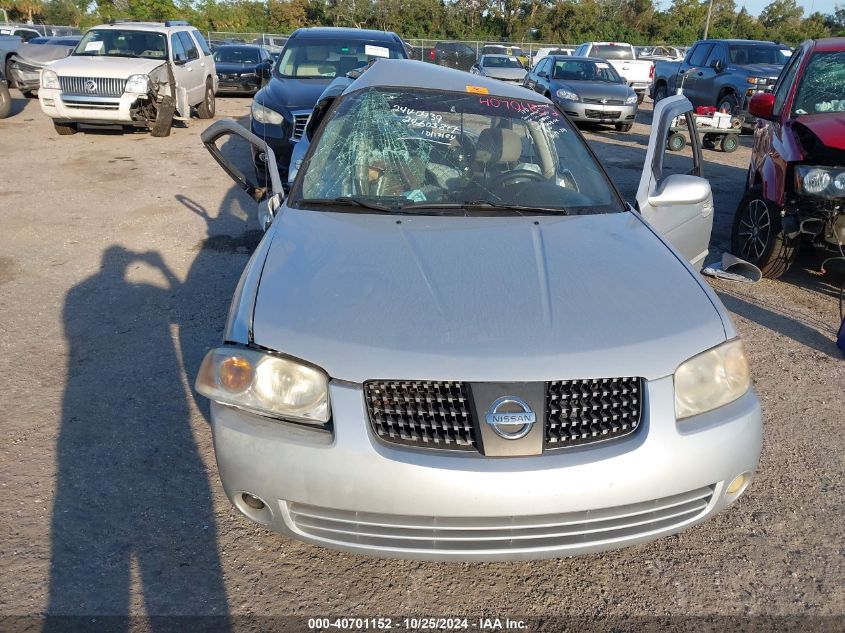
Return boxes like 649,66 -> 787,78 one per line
364,380 -> 476,450
585,109 -> 622,119
59,76 -> 127,98
545,377 -> 642,449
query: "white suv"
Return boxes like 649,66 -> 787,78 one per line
38,20 -> 218,135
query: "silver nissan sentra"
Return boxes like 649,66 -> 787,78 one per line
197,59 -> 762,561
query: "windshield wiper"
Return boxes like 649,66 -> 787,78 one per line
399,200 -> 568,215
297,196 -> 399,212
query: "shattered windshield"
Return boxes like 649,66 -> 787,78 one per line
792,51 -> 845,116
294,88 -> 622,215
74,29 -> 167,60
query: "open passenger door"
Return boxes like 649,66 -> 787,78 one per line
636,95 -> 714,270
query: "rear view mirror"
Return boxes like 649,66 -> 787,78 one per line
647,174 -> 711,208
748,92 -> 775,120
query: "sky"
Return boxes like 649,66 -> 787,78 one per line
728,0 -> 837,16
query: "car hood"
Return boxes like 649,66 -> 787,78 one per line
215,61 -> 260,74
260,75 -> 333,110
49,55 -> 164,77
793,113 -> 845,152
552,80 -> 632,101
732,63 -> 782,78
14,42 -> 73,65
482,67 -> 527,80
251,209 -> 726,383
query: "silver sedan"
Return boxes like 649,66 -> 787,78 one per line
197,60 -> 761,561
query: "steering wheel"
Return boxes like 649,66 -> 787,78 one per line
497,169 -> 546,188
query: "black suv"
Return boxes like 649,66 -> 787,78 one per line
426,41 -> 477,71
250,27 -> 407,182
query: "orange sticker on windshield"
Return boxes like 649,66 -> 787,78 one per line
466,85 -> 489,95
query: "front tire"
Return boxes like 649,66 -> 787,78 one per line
4,58 -> 15,89
53,121 -> 77,135
0,82 -> 10,119
197,79 -> 215,119
718,92 -> 739,115
653,83 -> 668,103
636,92 -> 644,104
730,192 -> 796,278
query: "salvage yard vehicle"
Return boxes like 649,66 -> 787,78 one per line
731,37 -> 845,279
470,54 -> 527,84
38,20 -> 217,136
10,36 -> 80,96
197,59 -> 762,561
1,34 -> 21,85
251,27 -> 407,182
651,39 -> 791,124
214,44 -> 273,95
572,42 -> 653,104
524,56 -> 638,131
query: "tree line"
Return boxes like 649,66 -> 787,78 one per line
5,0 -> 845,45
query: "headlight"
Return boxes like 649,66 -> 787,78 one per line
196,346 -> 329,424
625,93 -> 638,105
794,165 -> 845,199
555,88 -> 579,101
41,69 -> 60,89
674,339 -> 751,420
251,100 -> 284,125
747,76 -> 768,85
124,74 -> 149,94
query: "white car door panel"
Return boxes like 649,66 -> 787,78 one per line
636,95 -> 714,270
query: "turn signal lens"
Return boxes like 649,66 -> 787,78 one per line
219,356 -> 253,393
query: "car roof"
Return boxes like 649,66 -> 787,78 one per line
343,59 -> 547,101
701,39 -> 782,45
481,53 -> 517,59
290,27 -> 400,43
811,38 -> 845,52
89,22 -> 195,33
548,55 -> 605,63
217,43 -> 262,49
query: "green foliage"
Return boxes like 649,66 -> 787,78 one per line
12,0 -> 838,46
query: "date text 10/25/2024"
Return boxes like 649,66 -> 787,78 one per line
308,617 -> 527,630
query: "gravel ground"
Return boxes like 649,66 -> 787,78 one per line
0,91 -> 842,632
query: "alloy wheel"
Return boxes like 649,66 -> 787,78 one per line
737,198 -> 771,260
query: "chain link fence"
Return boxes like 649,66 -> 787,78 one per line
206,31 -> 577,68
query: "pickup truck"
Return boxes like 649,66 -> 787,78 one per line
572,42 -> 653,103
650,39 -> 791,124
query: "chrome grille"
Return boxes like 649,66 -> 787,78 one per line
583,97 -> 624,105
364,380 -> 476,450
59,76 -> 127,98
286,485 -> 714,555
545,377 -> 642,449
291,113 -> 309,141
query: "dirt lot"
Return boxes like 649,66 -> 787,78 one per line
0,91 -> 843,632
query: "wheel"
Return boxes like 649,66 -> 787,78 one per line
0,83 -> 10,119
4,58 -> 15,89
196,78 -> 215,119
653,83 -> 668,103
636,92 -> 644,104
53,121 -> 78,135
717,93 -> 739,115
720,134 -> 738,153
667,132 -> 685,151
730,191 -> 796,278
615,123 -> 633,132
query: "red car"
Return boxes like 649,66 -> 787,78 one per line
731,38 -> 845,278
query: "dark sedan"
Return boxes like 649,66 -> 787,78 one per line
524,56 -> 639,131
214,44 -> 273,95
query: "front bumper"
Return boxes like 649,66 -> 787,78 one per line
10,62 -> 40,92
629,81 -> 649,94
38,87 -> 149,124
558,99 -> 638,124
216,75 -> 262,94
211,376 -> 762,561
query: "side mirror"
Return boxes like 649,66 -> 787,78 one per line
749,92 -> 775,120
709,59 -> 723,72
174,55 -> 187,66
537,71 -> 547,78
648,174 -> 711,208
